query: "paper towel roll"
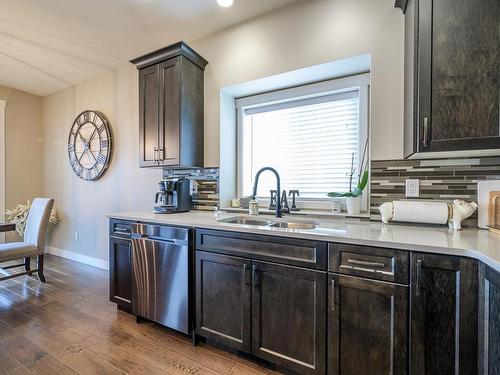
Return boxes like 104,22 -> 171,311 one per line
392,201 -> 449,225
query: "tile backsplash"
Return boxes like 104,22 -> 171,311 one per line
370,157 -> 500,226
163,167 -> 220,211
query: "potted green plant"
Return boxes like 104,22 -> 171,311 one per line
327,141 -> 368,215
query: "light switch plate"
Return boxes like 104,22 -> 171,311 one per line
406,179 -> 420,198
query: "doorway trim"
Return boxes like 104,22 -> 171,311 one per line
0,99 -> 6,243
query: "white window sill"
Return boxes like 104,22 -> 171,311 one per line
220,206 -> 370,219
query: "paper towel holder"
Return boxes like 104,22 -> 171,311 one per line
379,199 -> 477,230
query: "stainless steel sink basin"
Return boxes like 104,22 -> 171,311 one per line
269,221 -> 319,230
219,216 -> 319,230
219,216 -> 275,226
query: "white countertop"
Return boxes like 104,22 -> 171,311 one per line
107,210 -> 500,272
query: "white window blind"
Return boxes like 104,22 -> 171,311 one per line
241,90 -> 361,199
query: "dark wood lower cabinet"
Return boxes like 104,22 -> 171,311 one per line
252,261 -> 326,375
190,230 -> 500,375
411,253 -> 478,375
195,251 -> 251,352
328,274 -> 408,375
109,237 -> 132,311
479,264 -> 500,375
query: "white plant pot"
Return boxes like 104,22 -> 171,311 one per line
346,197 -> 362,215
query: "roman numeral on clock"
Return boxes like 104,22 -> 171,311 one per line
97,153 -> 106,164
82,112 -> 90,123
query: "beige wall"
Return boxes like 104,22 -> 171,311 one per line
41,0 -> 405,261
42,66 -> 161,259
191,0 -> 405,165
0,85 -> 43,215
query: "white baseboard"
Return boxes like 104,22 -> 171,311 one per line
47,246 -> 109,270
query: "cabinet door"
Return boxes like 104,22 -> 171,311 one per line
251,261 -> 326,375
159,58 -> 180,166
139,64 -> 160,167
195,251 -> 251,352
328,274 -> 408,375
478,265 -> 500,375
411,253 -> 478,375
109,237 -> 132,311
417,0 -> 500,153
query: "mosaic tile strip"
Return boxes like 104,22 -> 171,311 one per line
370,157 -> 500,227
163,167 -> 219,210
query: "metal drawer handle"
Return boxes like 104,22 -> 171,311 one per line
340,264 -> 395,276
115,225 -> 130,233
347,259 -> 385,268
252,265 -> 258,291
331,279 -> 335,312
416,259 -> 422,296
243,263 -> 250,286
423,117 -> 429,148
153,147 -> 159,163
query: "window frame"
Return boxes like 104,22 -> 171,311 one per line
236,73 -> 370,211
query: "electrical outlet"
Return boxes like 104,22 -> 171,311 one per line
191,180 -> 198,195
406,179 -> 420,198
74,232 -> 79,242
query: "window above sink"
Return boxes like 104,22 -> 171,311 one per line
235,74 -> 370,211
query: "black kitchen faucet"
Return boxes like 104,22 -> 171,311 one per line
252,167 -> 283,218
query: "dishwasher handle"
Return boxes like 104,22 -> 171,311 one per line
131,223 -> 190,244
131,234 -> 186,246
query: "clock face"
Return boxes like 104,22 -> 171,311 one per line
68,110 -> 112,181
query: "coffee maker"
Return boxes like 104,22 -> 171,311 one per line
154,178 -> 191,214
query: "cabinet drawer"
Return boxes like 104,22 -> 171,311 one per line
109,219 -> 133,238
329,243 -> 409,284
196,229 -> 327,270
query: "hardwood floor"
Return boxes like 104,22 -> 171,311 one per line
0,254 -> 280,375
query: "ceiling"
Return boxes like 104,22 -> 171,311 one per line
0,0 -> 298,96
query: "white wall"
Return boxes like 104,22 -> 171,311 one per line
42,66 -> 162,260
191,0 -> 405,165
41,0 -> 405,262
0,85 -> 44,242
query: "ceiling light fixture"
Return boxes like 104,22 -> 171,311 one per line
217,0 -> 233,7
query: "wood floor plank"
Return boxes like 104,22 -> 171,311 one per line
0,255 -> 280,375
0,319 -> 78,375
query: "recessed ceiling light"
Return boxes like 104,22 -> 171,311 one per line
217,0 -> 233,7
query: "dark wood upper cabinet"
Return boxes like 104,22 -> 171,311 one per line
251,261 -> 326,375
195,251 -> 251,352
402,0 -> 500,156
138,64 -> 160,166
328,274 -> 408,375
410,253 -> 478,375
478,264 -> 500,375
131,42 -> 207,168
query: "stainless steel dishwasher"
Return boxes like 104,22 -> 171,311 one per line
130,223 -> 192,334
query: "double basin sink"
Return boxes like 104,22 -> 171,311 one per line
219,216 -> 320,230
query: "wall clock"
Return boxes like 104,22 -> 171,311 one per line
67,110 -> 112,181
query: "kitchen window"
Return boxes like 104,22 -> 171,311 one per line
236,74 -> 369,210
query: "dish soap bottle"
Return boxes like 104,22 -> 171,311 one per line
248,198 -> 259,216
